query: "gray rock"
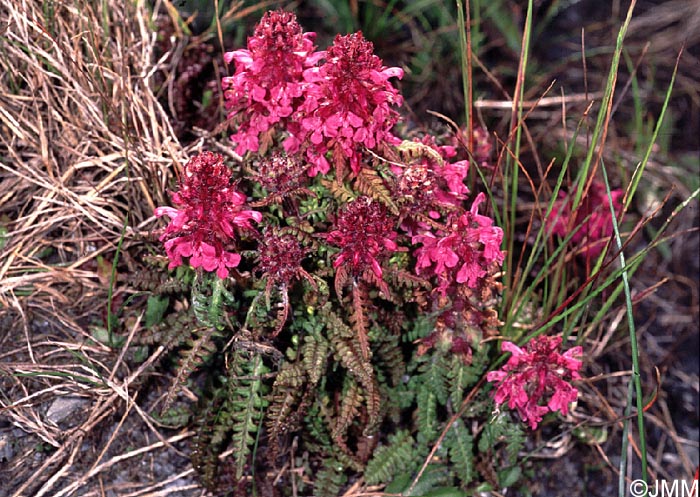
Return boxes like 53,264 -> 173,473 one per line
45,396 -> 89,426
0,430 -> 15,461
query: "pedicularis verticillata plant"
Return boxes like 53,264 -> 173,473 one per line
151,9 -> 595,495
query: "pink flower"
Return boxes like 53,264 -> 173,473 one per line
548,181 -> 624,257
391,135 -> 470,215
256,228 -> 311,286
155,152 -> 262,279
253,152 -> 309,197
412,193 -> 504,293
486,336 -> 583,430
325,196 -> 398,279
286,32 -> 403,176
222,10 -> 323,156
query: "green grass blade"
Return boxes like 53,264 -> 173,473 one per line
625,49 -> 682,211
601,160 -> 647,483
573,1 -> 636,211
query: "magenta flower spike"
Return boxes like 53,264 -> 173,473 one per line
222,10 -> 323,156
325,196 -> 399,279
412,192 -> 505,293
486,335 -> 583,430
285,32 -> 404,176
548,180 -> 624,257
155,152 -> 262,279
391,135 -> 470,216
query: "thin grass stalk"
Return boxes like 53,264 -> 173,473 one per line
502,0 -> 533,315
618,379 -> 636,497
107,215 -> 129,347
522,214 -> 692,341
572,1 -> 636,212
558,46 -> 680,342
504,111 -> 586,332
546,1 -> 637,352
601,161 -> 648,485
625,48 -> 682,211
622,50 -> 645,157
455,0 -> 470,136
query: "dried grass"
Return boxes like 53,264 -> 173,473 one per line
0,0 -> 200,494
0,0 -> 186,303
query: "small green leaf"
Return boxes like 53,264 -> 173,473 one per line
90,326 -> 125,348
145,295 -> 169,328
0,225 -> 8,250
573,425 -> 608,444
498,465 -> 522,488
132,345 -> 149,363
419,487 -> 469,497
385,473 -> 412,493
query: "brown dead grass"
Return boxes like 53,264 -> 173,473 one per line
0,0 -> 203,495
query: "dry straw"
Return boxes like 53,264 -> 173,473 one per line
0,0 -> 197,494
0,0 -> 186,305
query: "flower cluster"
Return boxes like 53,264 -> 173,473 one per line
223,12 -> 403,179
256,228 -> 311,287
286,32 -> 403,176
548,180 -> 624,257
155,152 -> 261,279
412,192 -> 505,293
486,335 -> 583,429
222,10 -> 322,155
253,152 -> 309,196
471,126 -> 492,163
392,136 -> 470,217
325,196 -> 399,279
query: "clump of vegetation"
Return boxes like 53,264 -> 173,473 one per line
132,6 -> 691,495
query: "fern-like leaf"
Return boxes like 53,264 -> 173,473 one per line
396,139 -> 446,167
135,308 -> 199,349
301,332 -> 329,387
323,307 -> 373,382
354,167 -> 399,215
403,464 -> 452,496
331,376 -> 363,457
478,411 -> 525,465
350,282 -> 370,359
373,331 -> 405,387
445,418 -> 474,486
364,430 -> 415,485
192,276 -> 234,330
266,362 -> 306,464
191,386 -> 227,490
314,457 -> 349,497
324,306 -> 381,436
447,351 -> 487,410
504,423 -> 526,465
416,387 -> 439,445
334,264 -> 351,301
321,178 -> 356,204
420,355 -> 449,405
162,325 -> 216,414
228,349 -> 270,480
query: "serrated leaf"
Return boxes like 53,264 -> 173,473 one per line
419,487 -> 469,497
364,430 -> 414,485
416,388 -> 438,444
445,418 -> 474,485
